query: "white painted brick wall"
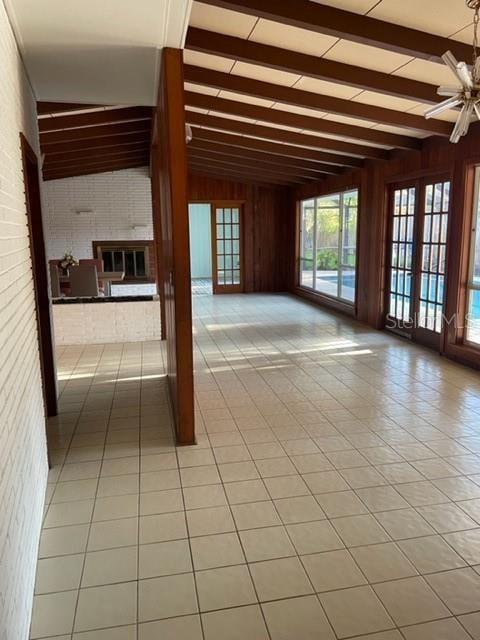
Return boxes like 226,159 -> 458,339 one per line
53,300 -> 162,345
42,167 -> 154,261
0,3 -> 49,639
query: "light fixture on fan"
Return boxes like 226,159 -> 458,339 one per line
425,0 -> 480,143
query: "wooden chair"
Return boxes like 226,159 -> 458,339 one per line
69,265 -> 99,297
79,259 -> 105,294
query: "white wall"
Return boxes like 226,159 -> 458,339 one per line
0,3 -> 49,638
189,203 -> 212,279
42,167 -> 154,261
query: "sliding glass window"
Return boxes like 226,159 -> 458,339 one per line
299,189 -> 358,303
466,168 -> 480,345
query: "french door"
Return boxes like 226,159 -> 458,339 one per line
211,204 -> 243,293
386,178 -> 450,350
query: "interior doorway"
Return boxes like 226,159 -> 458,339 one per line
189,203 -> 213,296
20,134 -> 58,417
211,204 -> 243,294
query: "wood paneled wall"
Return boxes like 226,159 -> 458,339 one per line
153,49 -> 195,444
290,125 -> 480,370
188,173 -> 291,292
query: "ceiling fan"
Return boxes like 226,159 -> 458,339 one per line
425,0 -> 480,142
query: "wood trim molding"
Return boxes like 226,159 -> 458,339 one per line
20,133 -> 58,417
156,48 -> 195,445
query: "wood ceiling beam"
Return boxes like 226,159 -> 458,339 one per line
188,148 -> 324,179
41,132 -> 150,155
186,111 -> 389,159
197,0 -> 472,63
38,107 -> 152,133
188,161 -> 295,185
185,91 -> 420,150
189,157 -> 308,183
43,159 -> 149,181
37,102 -> 100,115
40,120 -> 151,145
189,167 -> 287,189
44,153 -> 149,174
45,147 -> 149,169
186,28 -> 440,104
189,127 -> 363,167
184,65 -> 451,137
44,144 -> 148,164
189,139 -> 341,174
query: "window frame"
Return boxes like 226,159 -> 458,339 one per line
298,187 -> 359,306
92,240 -> 154,284
465,166 -> 480,346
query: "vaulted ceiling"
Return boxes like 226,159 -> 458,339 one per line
38,104 -> 152,181
34,0 -> 475,183
183,0 -> 475,186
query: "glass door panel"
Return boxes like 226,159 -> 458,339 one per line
417,181 -> 449,336
387,186 -> 416,333
212,205 -> 243,293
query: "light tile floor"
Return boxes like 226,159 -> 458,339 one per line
32,293 -> 480,639
192,278 -> 213,296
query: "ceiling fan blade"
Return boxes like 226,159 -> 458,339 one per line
456,62 -> 474,90
450,102 -> 474,143
425,95 -> 463,119
437,86 -> 462,96
442,50 -> 461,75
442,50 -> 474,90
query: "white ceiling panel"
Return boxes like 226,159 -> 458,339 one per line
392,59 -> 459,86
186,106 -> 210,114
184,82 -> 220,96
231,61 -> 301,86
407,104 -> 458,123
207,110 -> 257,124
299,128 -> 390,148
254,120 -> 304,133
183,49 -> 235,72
370,123 -> 426,138
452,23 -> 474,44
217,90 -> 275,108
271,103 -> 328,119
309,0 -> 379,13
249,18 -> 338,57
4,0 -> 192,104
370,0 -> 472,38
322,113 -> 377,128
189,1 -> 257,38
352,90 -> 422,112
293,76 -> 361,100
324,39 -> 413,73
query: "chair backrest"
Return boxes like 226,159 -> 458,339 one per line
69,265 -> 99,297
49,264 -> 61,297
